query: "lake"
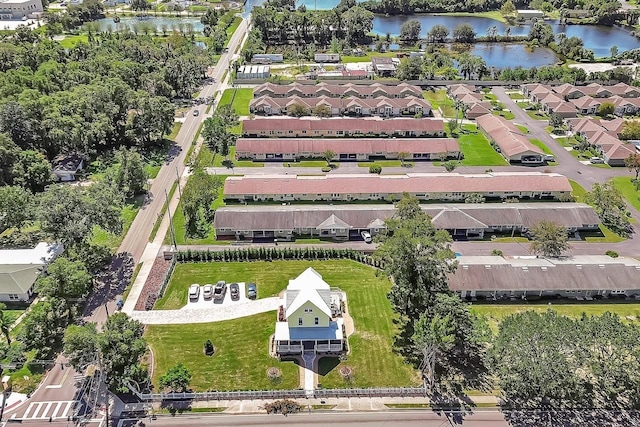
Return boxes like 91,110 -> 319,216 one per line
465,43 -> 559,68
371,15 -> 639,57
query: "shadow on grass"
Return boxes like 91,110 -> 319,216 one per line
317,357 -> 340,376
160,399 -> 194,416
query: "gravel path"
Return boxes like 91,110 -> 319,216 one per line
130,297 -> 280,324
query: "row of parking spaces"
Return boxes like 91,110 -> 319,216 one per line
186,282 -> 257,308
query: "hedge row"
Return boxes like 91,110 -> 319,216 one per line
176,247 -> 383,268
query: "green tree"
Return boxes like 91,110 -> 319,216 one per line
12,150 -> 52,193
610,45 -> 618,59
37,257 -> 92,321
625,152 -> 640,181
427,25 -> 449,43
181,170 -> 223,236
159,363 -> 192,392
400,19 -> 421,43
322,149 -> 335,166
63,323 -> 99,370
202,105 -> 238,160
443,160 -> 458,172
342,6 -> 374,45
37,182 -> 124,247
130,0 -> 150,10
452,24 -> 476,43
398,151 -> 411,167
619,121 -> 640,140
597,102 -> 614,117
127,92 -> 175,147
0,185 -> 33,231
20,299 -> 68,358
375,194 -> 455,352
500,0 -> 516,17
312,104 -> 332,117
0,303 -> 13,344
584,180 -> 632,237
548,112 -> 564,130
529,220 -> 571,257
108,147 -> 148,197
0,134 -> 19,186
396,56 -> 423,81
98,313 -> 147,392
413,294 -> 489,395
287,103 -> 311,117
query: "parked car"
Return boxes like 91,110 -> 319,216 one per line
230,283 -> 240,301
188,284 -> 200,301
203,284 -> 214,300
214,282 -> 227,302
247,283 -> 257,300
361,231 -> 372,243
590,157 -> 605,164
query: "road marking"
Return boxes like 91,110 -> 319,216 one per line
19,400 -> 77,420
45,365 -> 71,389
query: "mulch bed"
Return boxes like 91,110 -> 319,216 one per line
134,256 -> 172,311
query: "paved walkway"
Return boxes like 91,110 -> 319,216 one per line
129,297 -> 279,324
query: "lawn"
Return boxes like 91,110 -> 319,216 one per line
423,90 -> 457,118
341,52 -> 396,63
218,88 -> 253,116
152,260 -> 419,389
569,179 -> 587,202
440,10 -> 507,23
146,312 -> 300,391
516,124 -> 529,133
526,110 -> 549,120
569,180 -> 626,242
213,147 -> 263,167
471,302 -> 640,332
508,92 -> 525,100
58,34 -> 88,49
612,176 -> 640,213
529,138 -> 554,155
295,160 -> 329,167
493,110 -> 515,120
225,17 -> 242,43
357,160 -> 411,168
458,125 -> 508,166
91,196 -> 144,251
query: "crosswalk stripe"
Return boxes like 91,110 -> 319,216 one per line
18,400 -> 77,420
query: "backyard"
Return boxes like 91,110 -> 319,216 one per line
423,90 -> 457,118
457,125 -> 508,166
612,176 -> 640,213
149,260 -> 420,389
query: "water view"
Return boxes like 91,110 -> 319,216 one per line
466,43 -> 559,68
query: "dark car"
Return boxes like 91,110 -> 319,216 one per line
230,283 -> 240,301
213,282 -> 227,302
247,283 -> 257,300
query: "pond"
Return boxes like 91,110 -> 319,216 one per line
465,43 -> 559,68
371,15 -> 639,58
95,17 -> 204,34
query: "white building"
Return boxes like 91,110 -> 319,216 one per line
0,242 -> 63,302
0,0 -> 42,19
274,268 -> 345,357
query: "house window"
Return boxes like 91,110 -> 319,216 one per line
314,317 -> 319,325
298,318 -> 303,326
8,294 -> 18,301
304,308 -> 313,313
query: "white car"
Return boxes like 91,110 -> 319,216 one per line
590,157 -> 604,164
188,284 -> 200,301
202,284 -> 214,300
361,231 -> 372,243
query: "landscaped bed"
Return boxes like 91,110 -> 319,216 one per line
148,260 -> 420,389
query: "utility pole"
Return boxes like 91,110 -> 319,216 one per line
165,189 -> 178,250
175,167 -> 184,216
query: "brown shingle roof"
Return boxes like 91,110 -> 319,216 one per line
476,114 -> 543,158
241,117 -> 445,135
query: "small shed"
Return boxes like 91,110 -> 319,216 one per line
52,153 -> 84,182
517,9 -> 545,19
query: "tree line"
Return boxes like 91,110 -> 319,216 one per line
0,28 -> 211,192
373,194 -> 640,415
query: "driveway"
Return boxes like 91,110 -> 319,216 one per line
186,282 -> 249,308
129,297 -> 280,325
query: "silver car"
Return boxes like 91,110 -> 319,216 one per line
203,284 -> 214,300
188,284 -> 200,301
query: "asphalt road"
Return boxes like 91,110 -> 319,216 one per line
3,19 -> 251,424
138,411 -> 509,426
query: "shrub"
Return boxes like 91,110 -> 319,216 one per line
321,167 -> 331,172
491,249 -> 504,257
369,165 -> 382,174
605,250 -> 619,258
264,399 -> 302,415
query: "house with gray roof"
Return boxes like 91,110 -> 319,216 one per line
0,242 -> 63,302
213,203 -> 600,242
449,255 -> 640,301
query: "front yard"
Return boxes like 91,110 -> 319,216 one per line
218,88 -> 253,116
148,260 -> 420,390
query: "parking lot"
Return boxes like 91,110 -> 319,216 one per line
185,282 -> 251,309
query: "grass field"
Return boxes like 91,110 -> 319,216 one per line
471,302 -> 640,332
529,139 -> 554,155
458,125 -> 508,166
218,88 -> 253,116
493,110 -> 515,120
146,312 -> 300,391
569,180 -> 625,242
516,124 -> 529,133
341,52 -> 396,63
225,17 -> 242,43
440,10 -> 506,23
423,90 -> 457,118
151,260 -> 419,389
59,34 -> 88,49
507,92 -> 525,100
612,176 -> 640,213
213,147 -> 264,168
526,110 -> 549,120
